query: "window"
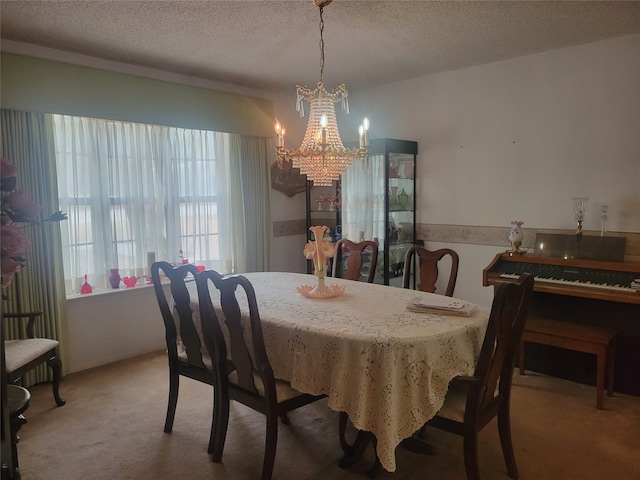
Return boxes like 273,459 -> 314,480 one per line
52,114 -> 230,293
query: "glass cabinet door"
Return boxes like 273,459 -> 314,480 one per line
341,139 -> 417,286
386,150 -> 416,287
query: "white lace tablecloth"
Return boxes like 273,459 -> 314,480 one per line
188,271 -> 489,472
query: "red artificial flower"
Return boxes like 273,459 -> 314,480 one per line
0,156 -> 17,179
1,224 -> 29,289
1,224 -> 30,257
1,255 -> 23,288
1,156 -> 66,291
5,188 -> 43,220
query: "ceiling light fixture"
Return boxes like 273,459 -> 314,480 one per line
275,0 -> 370,186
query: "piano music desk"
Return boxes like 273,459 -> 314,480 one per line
519,316 -> 617,410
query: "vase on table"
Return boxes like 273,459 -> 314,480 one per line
109,268 -> 121,289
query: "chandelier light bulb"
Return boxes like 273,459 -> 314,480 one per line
275,119 -> 285,147
359,117 -> 370,147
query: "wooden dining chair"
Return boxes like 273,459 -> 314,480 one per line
3,311 -> 65,407
402,245 -> 459,296
424,273 -> 534,480
195,269 -> 326,480
150,261 -> 217,454
332,239 -> 379,283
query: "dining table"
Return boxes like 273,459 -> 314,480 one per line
185,271 -> 489,473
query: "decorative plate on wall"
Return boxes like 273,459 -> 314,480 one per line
271,160 -> 307,197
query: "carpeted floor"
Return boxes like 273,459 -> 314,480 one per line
16,350 -> 640,479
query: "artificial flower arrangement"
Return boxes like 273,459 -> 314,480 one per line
1,156 -> 67,290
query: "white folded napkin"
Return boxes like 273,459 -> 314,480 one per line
406,296 -> 476,316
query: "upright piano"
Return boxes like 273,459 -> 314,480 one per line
483,250 -> 640,396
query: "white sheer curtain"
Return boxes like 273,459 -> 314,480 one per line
51,114 -> 234,292
341,155 -> 386,242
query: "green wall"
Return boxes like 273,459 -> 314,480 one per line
0,53 -> 274,137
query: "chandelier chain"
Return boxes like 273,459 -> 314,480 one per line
319,6 -> 325,84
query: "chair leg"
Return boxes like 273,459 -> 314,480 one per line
164,370 -> 179,433
606,338 -> 616,397
207,389 -> 216,454
261,413 -> 278,480
462,432 -> 481,480
210,389 -> 230,462
498,408 -> 519,479
518,340 -> 526,375
47,355 -> 66,406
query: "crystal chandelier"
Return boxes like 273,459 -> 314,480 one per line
275,0 -> 370,186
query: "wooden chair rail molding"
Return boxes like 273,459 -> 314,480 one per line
273,221 -> 640,259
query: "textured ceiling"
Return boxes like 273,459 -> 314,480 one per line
2,1 -> 639,93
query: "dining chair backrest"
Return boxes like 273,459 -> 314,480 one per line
403,245 -> 459,296
150,261 -> 218,454
196,269 -> 275,401
475,272 -> 534,410
196,269 -> 325,480
151,261 -> 208,370
425,273 -> 535,480
332,239 -> 379,283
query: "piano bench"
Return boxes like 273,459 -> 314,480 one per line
519,316 -> 618,410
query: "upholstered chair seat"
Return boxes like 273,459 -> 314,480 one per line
3,311 -> 65,407
4,338 -> 60,373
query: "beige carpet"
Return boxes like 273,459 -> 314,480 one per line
16,350 -> 640,479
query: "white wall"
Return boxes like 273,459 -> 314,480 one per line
272,233 -> 308,272
352,33 -> 640,233
66,285 -> 167,373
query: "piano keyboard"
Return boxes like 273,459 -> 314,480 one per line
498,273 -> 636,293
493,259 -> 640,294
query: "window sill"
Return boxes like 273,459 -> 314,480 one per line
66,281 -> 164,306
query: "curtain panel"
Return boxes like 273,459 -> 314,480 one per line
228,134 -> 273,273
1,109 -> 69,381
341,154 -> 386,243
